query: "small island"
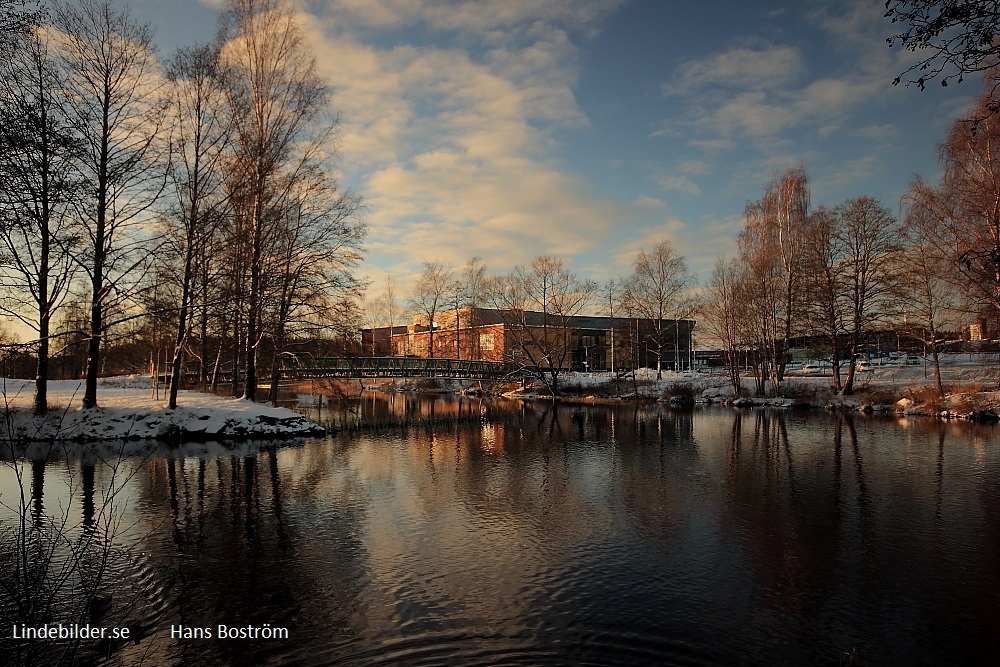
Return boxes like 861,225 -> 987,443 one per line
0,376 -> 324,444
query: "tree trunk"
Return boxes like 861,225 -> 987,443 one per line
168,244 -> 194,409
34,317 -> 49,416
932,348 -> 944,398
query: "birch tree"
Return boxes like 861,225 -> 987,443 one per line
901,189 -> 964,397
264,168 -> 364,405
162,43 -> 230,409
620,240 -> 695,378
701,258 -> 748,397
738,199 -> 784,395
800,205 -> 849,390
217,0 -> 332,401
835,196 -> 903,395
920,89 -> 1000,329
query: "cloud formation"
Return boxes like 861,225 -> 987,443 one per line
293,0 -> 630,286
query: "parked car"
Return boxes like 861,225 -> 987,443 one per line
801,360 -> 833,373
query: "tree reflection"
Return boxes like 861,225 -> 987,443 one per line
14,397 -> 995,666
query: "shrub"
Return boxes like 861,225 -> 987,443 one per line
662,382 -> 694,398
558,381 -> 586,396
780,382 -> 822,400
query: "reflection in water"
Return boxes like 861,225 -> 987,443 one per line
30,458 -> 44,528
81,462 -> 95,529
2,396 -> 998,666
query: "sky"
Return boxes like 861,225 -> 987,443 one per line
129,0 -> 978,300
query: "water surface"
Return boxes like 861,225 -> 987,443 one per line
2,395 -> 998,666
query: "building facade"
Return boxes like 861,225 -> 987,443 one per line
361,308 -> 696,372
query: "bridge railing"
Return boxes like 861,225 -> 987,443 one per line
281,357 -> 524,380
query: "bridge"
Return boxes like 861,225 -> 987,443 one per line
280,357 -> 525,381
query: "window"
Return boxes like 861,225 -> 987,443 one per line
480,332 -> 495,351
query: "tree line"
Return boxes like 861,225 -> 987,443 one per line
374,76 -> 1000,400
3,1 -> 996,408
704,76 -> 1000,398
365,245 -> 697,395
0,0 -> 366,413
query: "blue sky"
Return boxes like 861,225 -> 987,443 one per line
130,0 -> 977,298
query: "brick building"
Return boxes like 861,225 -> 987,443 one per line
361,308 -> 696,372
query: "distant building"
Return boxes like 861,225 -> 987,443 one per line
361,307 -> 696,371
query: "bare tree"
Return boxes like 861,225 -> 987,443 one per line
408,261 -> 453,357
0,1 -> 43,48
738,199 -> 784,395
383,275 -> 398,354
436,256 -> 489,360
901,189 -> 964,396
885,0 -> 1000,113
162,43 -> 230,409
487,255 -> 594,395
799,205 -> 849,390
835,196 -> 903,395
737,167 -> 809,394
0,25 -> 80,414
620,240 -> 695,378
217,0 -> 333,401
701,258 -> 749,396
264,167 -> 365,405
914,89 -> 1000,329
54,0 -> 166,409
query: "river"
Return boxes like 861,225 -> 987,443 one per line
2,394 -> 998,666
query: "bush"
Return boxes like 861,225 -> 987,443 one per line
779,382 -> 822,400
557,381 -> 586,396
662,382 -> 694,398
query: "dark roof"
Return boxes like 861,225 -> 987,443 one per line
472,308 -> 694,330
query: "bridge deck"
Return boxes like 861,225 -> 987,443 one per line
282,357 -> 522,380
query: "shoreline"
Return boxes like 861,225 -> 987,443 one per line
488,391 -> 1000,422
0,376 -> 325,443
358,362 -> 1000,424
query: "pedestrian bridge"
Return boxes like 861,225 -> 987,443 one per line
281,357 -> 523,380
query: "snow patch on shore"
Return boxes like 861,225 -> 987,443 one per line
0,376 -> 324,442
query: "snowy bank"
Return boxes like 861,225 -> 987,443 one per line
0,376 -> 324,443
487,361 -> 1000,421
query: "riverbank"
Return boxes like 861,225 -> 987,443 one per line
369,356 -> 1000,422
0,376 -> 325,443
554,362 -> 1000,421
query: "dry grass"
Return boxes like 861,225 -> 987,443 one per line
780,383 -> 825,402
863,387 -> 902,405
901,382 -> 998,414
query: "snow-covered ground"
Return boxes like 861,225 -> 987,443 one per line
501,355 -> 1000,418
10,354 -> 985,445
0,376 -> 324,443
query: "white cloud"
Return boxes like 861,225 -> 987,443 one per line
325,0 -> 623,34
294,0 -> 629,282
659,1 -> 907,149
653,173 -> 701,197
666,44 -> 806,96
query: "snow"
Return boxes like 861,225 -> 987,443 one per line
0,376 -> 324,443
500,356 -> 999,418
